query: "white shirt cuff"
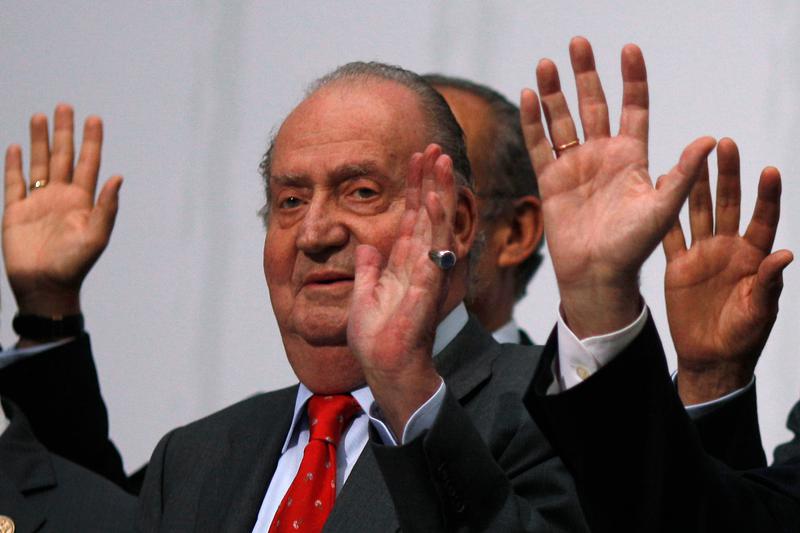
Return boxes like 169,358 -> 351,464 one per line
550,303 -> 649,393
0,337 -> 76,370
368,379 -> 446,445
677,374 -> 756,419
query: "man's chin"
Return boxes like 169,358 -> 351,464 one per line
287,316 -> 349,347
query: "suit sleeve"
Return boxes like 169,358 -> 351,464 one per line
371,386 -> 589,532
0,333 -> 129,489
690,379 -> 767,469
524,316 -> 800,533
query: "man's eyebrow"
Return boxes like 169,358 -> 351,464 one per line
269,174 -> 311,187
329,162 -> 380,181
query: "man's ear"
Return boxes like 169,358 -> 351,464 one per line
453,187 -> 478,259
497,195 -> 543,268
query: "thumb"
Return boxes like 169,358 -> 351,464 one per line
752,249 -> 793,315
656,137 -> 716,232
88,175 -> 123,244
353,244 -> 384,304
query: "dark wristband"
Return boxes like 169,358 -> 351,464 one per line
12,313 -> 84,341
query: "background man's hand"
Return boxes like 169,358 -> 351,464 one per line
3,104 -> 122,319
348,144 -> 454,438
520,36 -> 715,338
663,138 -> 793,404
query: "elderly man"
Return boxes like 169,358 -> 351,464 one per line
3,65 -> 589,531
424,75 -> 544,345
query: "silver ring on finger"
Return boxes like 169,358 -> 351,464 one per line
428,249 -> 457,270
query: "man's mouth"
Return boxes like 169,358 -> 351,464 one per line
302,271 -> 355,287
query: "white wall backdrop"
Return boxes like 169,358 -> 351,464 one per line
1,1 -> 798,470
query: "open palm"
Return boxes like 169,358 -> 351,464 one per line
520,37 -> 715,336
3,105 -> 121,315
664,139 -> 793,401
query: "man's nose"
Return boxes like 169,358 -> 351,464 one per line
296,199 -> 348,256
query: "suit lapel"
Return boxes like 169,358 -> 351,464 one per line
195,388 -> 298,532
435,316 -> 499,401
0,401 -> 57,533
320,317 -> 498,532
323,445 -> 398,532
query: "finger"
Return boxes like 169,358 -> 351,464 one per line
49,103 -> 75,183
714,138 -> 741,236
688,154 -> 712,244
536,58 -> 580,150
657,175 -> 688,260
426,190 -> 448,253
433,154 -> 456,224
88,175 -> 123,245
4,145 -> 27,206
618,43 -> 649,144
744,166 -> 781,253
520,88 -> 555,173
74,115 -> 103,196
570,36 -> 610,140
420,144 -> 441,204
405,152 -> 423,211
656,136 -> 717,232
29,113 -> 50,185
662,218 -> 688,262
751,249 -> 793,316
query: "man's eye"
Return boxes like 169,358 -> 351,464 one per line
279,196 -> 302,209
353,188 -> 378,199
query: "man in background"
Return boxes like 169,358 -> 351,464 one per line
426,75 -> 543,345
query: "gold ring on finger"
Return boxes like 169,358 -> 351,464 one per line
553,139 -> 580,155
30,178 -> 49,191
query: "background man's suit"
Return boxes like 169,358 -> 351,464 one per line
139,317 -> 588,532
0,334 -> 133,491
775,400 -> 800,464
0,400 -> 136,533
524,315 -> 800,533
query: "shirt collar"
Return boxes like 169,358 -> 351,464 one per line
0,397 -> 9,437
492,318 -> 521,344
281,302 -> 469,453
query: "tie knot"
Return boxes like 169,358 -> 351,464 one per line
307,394 -> 360,446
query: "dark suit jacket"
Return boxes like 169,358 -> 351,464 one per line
139,317 -> 589,532
0,334 -> 131,490
524,316 -> 800,533
0,400 -> 136,533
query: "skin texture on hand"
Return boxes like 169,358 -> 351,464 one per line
347,145 -> 458,438
663,138 -> 793,405
520,36 -> 716,339
3,104 -> 122,321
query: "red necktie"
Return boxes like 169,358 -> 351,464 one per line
269,394 -> 361,532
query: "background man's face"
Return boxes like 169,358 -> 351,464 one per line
263,79 -> 428,390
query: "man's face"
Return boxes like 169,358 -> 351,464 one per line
263,79 -> 428,391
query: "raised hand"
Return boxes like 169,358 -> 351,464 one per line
520,37 -> 716,337
3,104 -> 122,318
663,138 -> 793,404
347,144 -> 456,437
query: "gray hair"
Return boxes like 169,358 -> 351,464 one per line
259,62 -> 472,222
423,74 -> 544,300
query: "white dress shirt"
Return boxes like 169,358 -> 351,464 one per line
251,303 -> 468,532
0,338 -> 74,369
492,319 -> 523,344
550,302 -> 754,417
0,399 -> 8,437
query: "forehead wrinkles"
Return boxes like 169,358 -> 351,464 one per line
273,79 -> 429,168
